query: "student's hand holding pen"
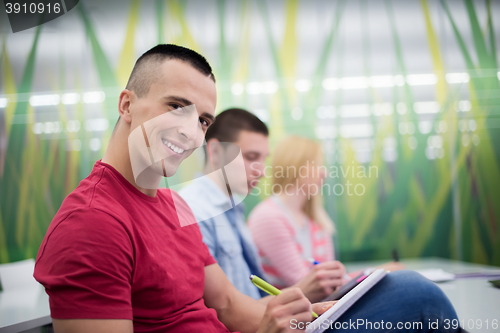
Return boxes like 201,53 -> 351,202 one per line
292,260 -> 346,303
257,288 -> 336,333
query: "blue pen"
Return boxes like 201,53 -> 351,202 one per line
308,258 -> 321,265
308,258 -> 351,280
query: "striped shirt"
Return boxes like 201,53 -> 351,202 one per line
248,196 -> 334,289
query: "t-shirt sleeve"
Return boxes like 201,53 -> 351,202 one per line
170,189 -> 217,267
194,223 -> 217,267
34,208 -> 134,319
197,219 -> 218,259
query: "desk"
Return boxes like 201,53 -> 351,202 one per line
0,257 -> 498,332
0,285 -> 51,333
345,257 -> 500,333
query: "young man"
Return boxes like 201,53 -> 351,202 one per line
34,45 -> 325,333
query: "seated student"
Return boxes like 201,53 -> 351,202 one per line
34,44 -> 326,333
248,136 -> 400,288
248,135 -> 336,289
34,44 -> 463,333
180,108 -> 348,302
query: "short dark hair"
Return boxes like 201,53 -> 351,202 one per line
125,44 -> 215,97
206,108 -> 269,143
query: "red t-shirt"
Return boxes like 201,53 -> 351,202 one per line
34,161 -> 231,333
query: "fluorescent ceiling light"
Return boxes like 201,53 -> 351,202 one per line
316,105 -> 336,119
418,121 -> 433,134
414,101 -> 440,114
340,104 -> 370,118
468,119 -> 477,131
29,94 -> 60,106
245,81 -> 278,95
446,72 -> 470,84
427,135 -> 443,148
294,79 -> 312,92
84,118 -> 109,132
373,103 -> 393,116
382,148 -> 397,162
66,120 -> 81,132
394,75 -> 405,86
398,122 -> 415,135
43,121 -> 63,134
396,102 -> 407,114
262,81 -> 278,94
406,74 -> 438,86
315,125 -> 337,139
339,123 -> 373,138
89,138 -> 102,151
83,91 -> 105,104
231,83 -> 244,95
322,78 -> 339,90
350,138 -> 373,151
246,82 -> 261,95
457,100 -> 471,112
340,77 -> 368,89
369,76 -> 394,87
62,93 -> 80,105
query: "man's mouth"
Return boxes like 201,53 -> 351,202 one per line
161,138 -> 185,154
249,179 -> 259,188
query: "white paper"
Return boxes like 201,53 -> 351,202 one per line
0,258 -> 39,291
415,268 -> 455,282
306,269 -> 388,333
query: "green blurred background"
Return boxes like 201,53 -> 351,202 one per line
0,0 -> 499,266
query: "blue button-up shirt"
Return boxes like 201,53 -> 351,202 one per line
179,176 -> 262,299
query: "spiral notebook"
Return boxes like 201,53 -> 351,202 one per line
305,269 -> 388,333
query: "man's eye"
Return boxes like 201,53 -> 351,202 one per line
170,103 -> 182,110
199,118 -> 210,127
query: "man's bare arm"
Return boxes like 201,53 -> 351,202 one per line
204,263 -> 335,333
52,319 -> 133,333
204,263 -> 266,333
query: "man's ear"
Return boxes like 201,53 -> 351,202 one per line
118,89 -> 134,124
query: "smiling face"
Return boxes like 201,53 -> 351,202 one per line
126,59 -> 217,185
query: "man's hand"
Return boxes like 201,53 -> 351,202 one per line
257,288 -> 313,333
257,289 -> 337,333
293,261 -> 346,303
312,301 -> 337,316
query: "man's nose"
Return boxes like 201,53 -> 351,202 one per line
253,161 -> 265,179
177,112 -> 200,141
319,168 -> 326,179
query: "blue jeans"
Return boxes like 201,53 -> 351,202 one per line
325,270 -> 462,332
